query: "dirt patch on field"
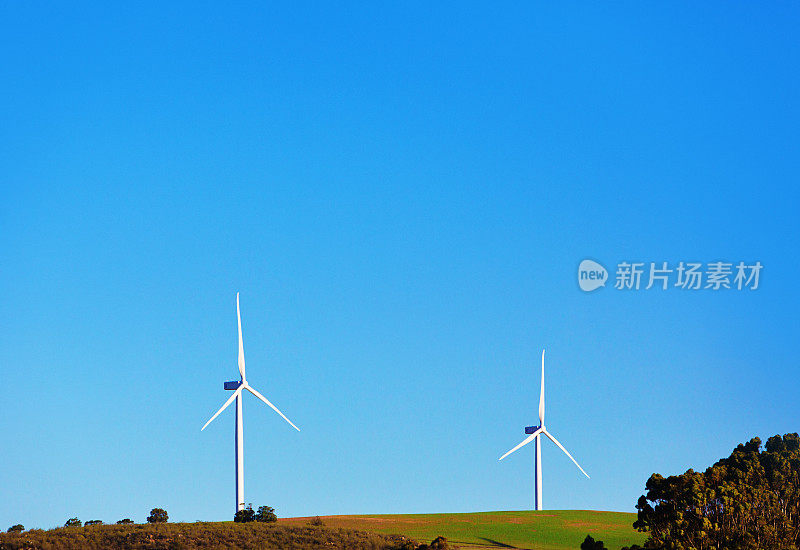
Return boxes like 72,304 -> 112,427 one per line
566,521 -> 619,530
285,515 -> 435,526
357,518 -> 434,525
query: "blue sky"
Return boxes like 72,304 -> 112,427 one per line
1,2 -> 799,529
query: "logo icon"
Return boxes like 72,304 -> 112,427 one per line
578,259 -> 607,292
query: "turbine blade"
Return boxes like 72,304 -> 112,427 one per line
539,349 -> 545,425
201,387 -> 243,431
244,384 -> 300,431
237,293 -> 246,381
542,428 -> 590,478
499,428 -> 542,461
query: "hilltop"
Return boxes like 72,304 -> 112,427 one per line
0,510 -> 645,550
0,522 -> 415,550
282,510 -> 644,550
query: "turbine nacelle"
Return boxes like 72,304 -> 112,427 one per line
203,379 -> 300,432
525,425 -> 541,434
224,381 -> 242,390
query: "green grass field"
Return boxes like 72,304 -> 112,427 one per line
280,510 -> 646,550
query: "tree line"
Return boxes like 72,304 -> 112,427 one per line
581,433 -> 800,549
7,508 -> 168,533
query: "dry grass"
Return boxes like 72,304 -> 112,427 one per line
0,522 -> 418,550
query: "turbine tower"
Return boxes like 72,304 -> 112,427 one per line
499,350 -> 589,510
202,293 -> 300,512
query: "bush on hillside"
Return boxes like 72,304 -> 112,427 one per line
64,518 -> 81,528
5,526 -> 23,534
233,505 -> 255,523
416,536 -> 450,550
580,534 -> 606,549
147,508 -> 168,524
255,506 -> 277,523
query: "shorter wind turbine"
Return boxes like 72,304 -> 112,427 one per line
498,350 -> 589,510
202,293 -> 300,513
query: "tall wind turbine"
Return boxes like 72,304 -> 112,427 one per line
202,293 -> 300,512
498,350 -> 589,510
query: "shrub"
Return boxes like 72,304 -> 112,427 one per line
64,518 -> 81,527
233,504 -> 255,523
255,505 -> 277,523
6,525 -> 23,534
147,508 -> 168,523
416,536 -> 450,550
84,520 -> 103,526
580,534 -> 606,549
307,515 -> 324,526
116,518 -> 134,524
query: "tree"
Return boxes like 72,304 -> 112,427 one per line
580,534 -> 607,549
634,433 -> 800,550
147,508 -> 168,524
6,525 -> 24,533
416,537 -> 450,550
255,505 -> 277,523
234,504 -> 255,523
116,518 -> 134,524
84,519 -> 103,526
64,518 -> 82,527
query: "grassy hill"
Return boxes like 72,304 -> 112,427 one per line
281,510 -> 646,550
0,522 -> 413,550
0,511 -> 645,550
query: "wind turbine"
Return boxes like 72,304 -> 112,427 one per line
498,350 -> 589,510
202,293 -> 300,513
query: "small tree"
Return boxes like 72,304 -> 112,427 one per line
84,519 -> 103,526
234,504 -> 256,523
116,518 -> 134,524
429,536 -> 449,549
255,505 -> 277,523
6,525 -> 24,533
308,516 -> 324,526
64,517 -> 82,527
147,508 -> 168,524
580,535 -> 606,550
